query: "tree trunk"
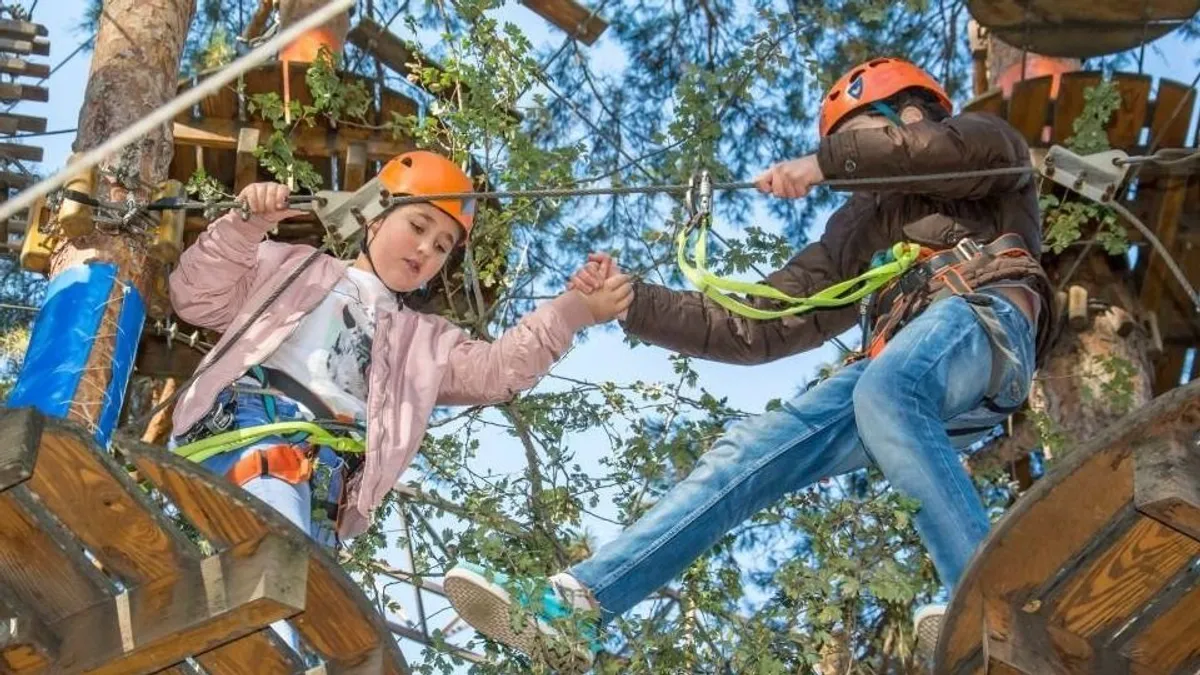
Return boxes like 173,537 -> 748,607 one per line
975,37 -> 1155,468
40,0 -> 194,437
278,0 -> 350,45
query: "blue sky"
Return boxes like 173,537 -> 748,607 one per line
14,1 -> 1200,666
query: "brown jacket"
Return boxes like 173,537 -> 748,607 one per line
624,112 -> 1048,365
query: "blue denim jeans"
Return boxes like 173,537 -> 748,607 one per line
570,291 -> 1036,618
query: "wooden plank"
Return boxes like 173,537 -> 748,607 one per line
1147,79 -> 1196,149
1106,74 -> 1152,149
343,142 -> 366,191
963,88 -> 1005,118
1135,434 -> 1200,542
51,534 -> 307,675
0,171 -> 31,188
0,113 -> 46,134
174,119 -> 415,163
0,56 -> 49,79
1046,514 -> 1200,637
1051,72 -> 1104,146
0,37 -> 47,57
122,444 -> 407,670
0,585 -> 59,673
1137,172 -> 1187,318
0,20 -> 47,40
0,141 -> 41,162
234,126 -> 261,193
0,485 -> 113,623
1124,581 -> 1200,671
195,630 -> 307,675
983,599 -> 1137,674
1006,76 -> 1054,146
0,406 -> 39,491
938,381 -> 1200,672
27,420 -> 200,584
518,0 -> 607,45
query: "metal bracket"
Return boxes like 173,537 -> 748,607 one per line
312,176 -> 393,244
1040,146 -> 1131,204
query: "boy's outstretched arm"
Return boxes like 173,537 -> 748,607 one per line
579,202 -> 876,366
817,112 -> 1032,200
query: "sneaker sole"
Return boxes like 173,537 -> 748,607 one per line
443,566 -> 593,673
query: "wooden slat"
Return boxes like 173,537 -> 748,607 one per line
124,444 -> 406,670
0,585 -> 59,673
1137,172 -> 1187,317
0,56 -> 48,79
343,142 -> 366,191
0,37 -> 47,57
0,112 -> 46,134
1135,434 -> 1200,542
983,599 -> 1138,674
0,170 -> 32,187
938,381 -> 1200,672
1124,581 -> 1200,671
0,141 -> 41,162
196,630 -> 307,675
1051,72 -> 1104,145
1046,515 -> 1200,637
174,118 -> 415,163
50,534 -> 307,675
0,486 -> 113,622
0,20 -> 47,40
518,0 -> 607,45
234,126 -> 261,193
1006,76 -> 1054,146
1147,79 -> 1196,149
27,419 -> 200,584
963,88 -> 1005,118
1107,74 -> 1152,149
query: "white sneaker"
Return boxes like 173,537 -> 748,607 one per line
914,603 -> 946,669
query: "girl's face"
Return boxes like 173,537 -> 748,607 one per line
355,203 -> 463,291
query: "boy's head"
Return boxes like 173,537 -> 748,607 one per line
356,151 -> 476,292
820,58 -> 952,137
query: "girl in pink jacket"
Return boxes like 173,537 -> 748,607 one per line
169,151 -> 631,554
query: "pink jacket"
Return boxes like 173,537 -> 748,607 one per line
169,212 -> 594,537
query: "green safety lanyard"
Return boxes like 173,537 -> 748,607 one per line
172,421 -> 365,465
675,213 -> 922,320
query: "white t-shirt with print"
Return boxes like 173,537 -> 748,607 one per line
262,265 -> 397,423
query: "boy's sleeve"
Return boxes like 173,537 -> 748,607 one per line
168,211 -> 277,332
436,292 -> 595,406
622,199 -> 875,365
817,112 -> 1032,200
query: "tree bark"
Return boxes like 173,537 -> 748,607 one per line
46,0 -> 195,434
973,36 -> 1155,469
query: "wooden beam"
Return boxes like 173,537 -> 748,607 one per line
0,407 -> 40,491
194,630 -> 307,675
0,37 -> 48,57
173,118 -> 414,162
983,599 -> 1137,674
0,170 -> 31,188
1138,173 -> 1188,316
0,81 -> 48,103
518,0 -> 607,45
0,141 -> 41,163
50,534 -> 308,674
1135,434 -> 1200,542
0,56 -> 49,79
234,126 -> 260,193
242,0 -> 274,41
343,142 -> 366,191
346,19 -> 421,78
0,112 -> 47,134
0,584 -> 60,673
0,20 -> 48,40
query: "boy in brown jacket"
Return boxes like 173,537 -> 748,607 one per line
445,57 -> 1051,669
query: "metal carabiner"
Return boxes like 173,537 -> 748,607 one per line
684,170 -> 714,218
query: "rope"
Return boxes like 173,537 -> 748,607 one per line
0,0 -> 355,224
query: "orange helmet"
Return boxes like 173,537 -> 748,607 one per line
378,151 -> 477,235
819,58 -> 952,137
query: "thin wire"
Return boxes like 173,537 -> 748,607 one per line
0,0 -> 355,224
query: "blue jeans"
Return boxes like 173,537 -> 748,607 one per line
570,291 -> 1036,618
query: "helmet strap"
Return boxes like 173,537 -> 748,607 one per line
359,220 -> 407,296
870,102 -> 905,127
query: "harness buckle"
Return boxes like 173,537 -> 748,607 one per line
955,237 -> 982,261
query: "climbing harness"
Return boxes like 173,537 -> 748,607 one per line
172,420 -> 365,465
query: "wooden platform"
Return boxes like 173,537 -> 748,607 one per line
964,71 -> 1200,392
0,407 -> 406,674
934,379 -> 1200,674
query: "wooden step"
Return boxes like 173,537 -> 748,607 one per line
935,380 -> 1200,674
0,408 -> 410,673
0,113 -> 46,135
0,142 -> 42,163
0,37 -> 48,57
0,56 -> 49,79
0,20 -> 47,41
0,82 -> 47,103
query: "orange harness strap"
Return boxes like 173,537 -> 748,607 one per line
227,444 -> 315,486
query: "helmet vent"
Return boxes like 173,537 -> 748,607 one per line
401,156 -> 414,167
